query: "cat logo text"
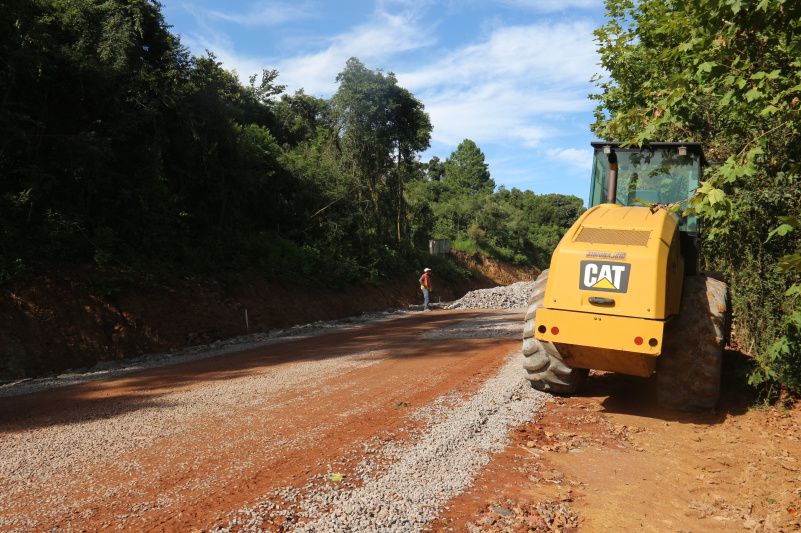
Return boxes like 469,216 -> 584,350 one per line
579,261 -> 631,293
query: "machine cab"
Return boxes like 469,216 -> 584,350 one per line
589,142 -> 705,274
589,142 -> 704,233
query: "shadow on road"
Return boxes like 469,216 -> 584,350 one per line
0,310 -> 520,432
578,349 -> 756,424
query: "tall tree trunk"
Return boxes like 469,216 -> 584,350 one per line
396,144 -> 402,243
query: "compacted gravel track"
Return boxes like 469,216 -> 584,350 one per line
0,310 -> 543,532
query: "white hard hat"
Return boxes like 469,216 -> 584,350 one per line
424,267 -> 432,272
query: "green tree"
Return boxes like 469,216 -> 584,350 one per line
0,0 -> 580,298
592,0 -> 801,392
332,57 -> 431,244
273,90 -> 332,147
443,139 -> 495,196
426,156 -> 445,181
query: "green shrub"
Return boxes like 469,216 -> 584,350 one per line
751,307 -> 801,396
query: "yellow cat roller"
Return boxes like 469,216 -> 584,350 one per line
522,142 -> 729,411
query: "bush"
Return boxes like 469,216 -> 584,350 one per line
752,309 -> 801,396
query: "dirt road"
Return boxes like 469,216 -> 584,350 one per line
3,309 -> 800,532
0,310 -> 537,532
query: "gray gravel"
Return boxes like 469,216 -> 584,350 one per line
446,281 -> 538,310
214,351 -> 547,532
0,348 -> 387,512
419,315 -> 523,339
0,308 -> 414,398
1,307 -> 542,532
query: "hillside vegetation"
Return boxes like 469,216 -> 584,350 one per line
593,0 -> 801,395
0,0 -> 581,288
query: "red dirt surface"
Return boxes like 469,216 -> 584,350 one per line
0,310 -> 520,532
432,357 -> 801,533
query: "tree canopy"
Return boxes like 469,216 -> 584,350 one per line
0,0 -> 582,286
593,0 -> 801,394
406,141 -> 583,266
443,139 -> 495,196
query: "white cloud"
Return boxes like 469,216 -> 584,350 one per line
181,4 -> 436,95
546,147 -> 593,171
400,22 -> 598,90
204,1 -> 315,27
496,0 -> 601,12
421,86 -> 584,147
176,3 -> 600,165
275,10 -> 436,95
398,21 -> 598,148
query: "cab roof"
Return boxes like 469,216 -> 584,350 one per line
590,141 -> 706,165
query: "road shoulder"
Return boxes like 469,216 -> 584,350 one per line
432,364 -> 801,532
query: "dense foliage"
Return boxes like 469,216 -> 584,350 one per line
407,141 -> 583,266
593,0 -> 801,393
0,0 -> 581,286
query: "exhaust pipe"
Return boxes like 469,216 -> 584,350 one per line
606,150 -> 618,204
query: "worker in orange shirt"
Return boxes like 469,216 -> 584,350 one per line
419,267 -> 432,311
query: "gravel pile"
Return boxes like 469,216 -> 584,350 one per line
214,352 -> 547,532
446,281 -> 538,310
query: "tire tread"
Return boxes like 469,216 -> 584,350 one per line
522,269 -> 588,394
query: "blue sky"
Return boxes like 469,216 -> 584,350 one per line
161,0 -> 606,202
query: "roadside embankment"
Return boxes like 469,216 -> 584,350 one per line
0,253 -> 537,381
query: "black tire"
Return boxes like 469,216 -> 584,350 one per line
522,269 -> 589,393
657,275 -> 729,411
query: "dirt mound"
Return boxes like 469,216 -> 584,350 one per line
450,251 -> 539,285
0,272 -> 440,381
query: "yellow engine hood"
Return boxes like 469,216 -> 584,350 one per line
544,204 -> 683,320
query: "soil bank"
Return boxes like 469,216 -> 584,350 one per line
0,251 -> 536,380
